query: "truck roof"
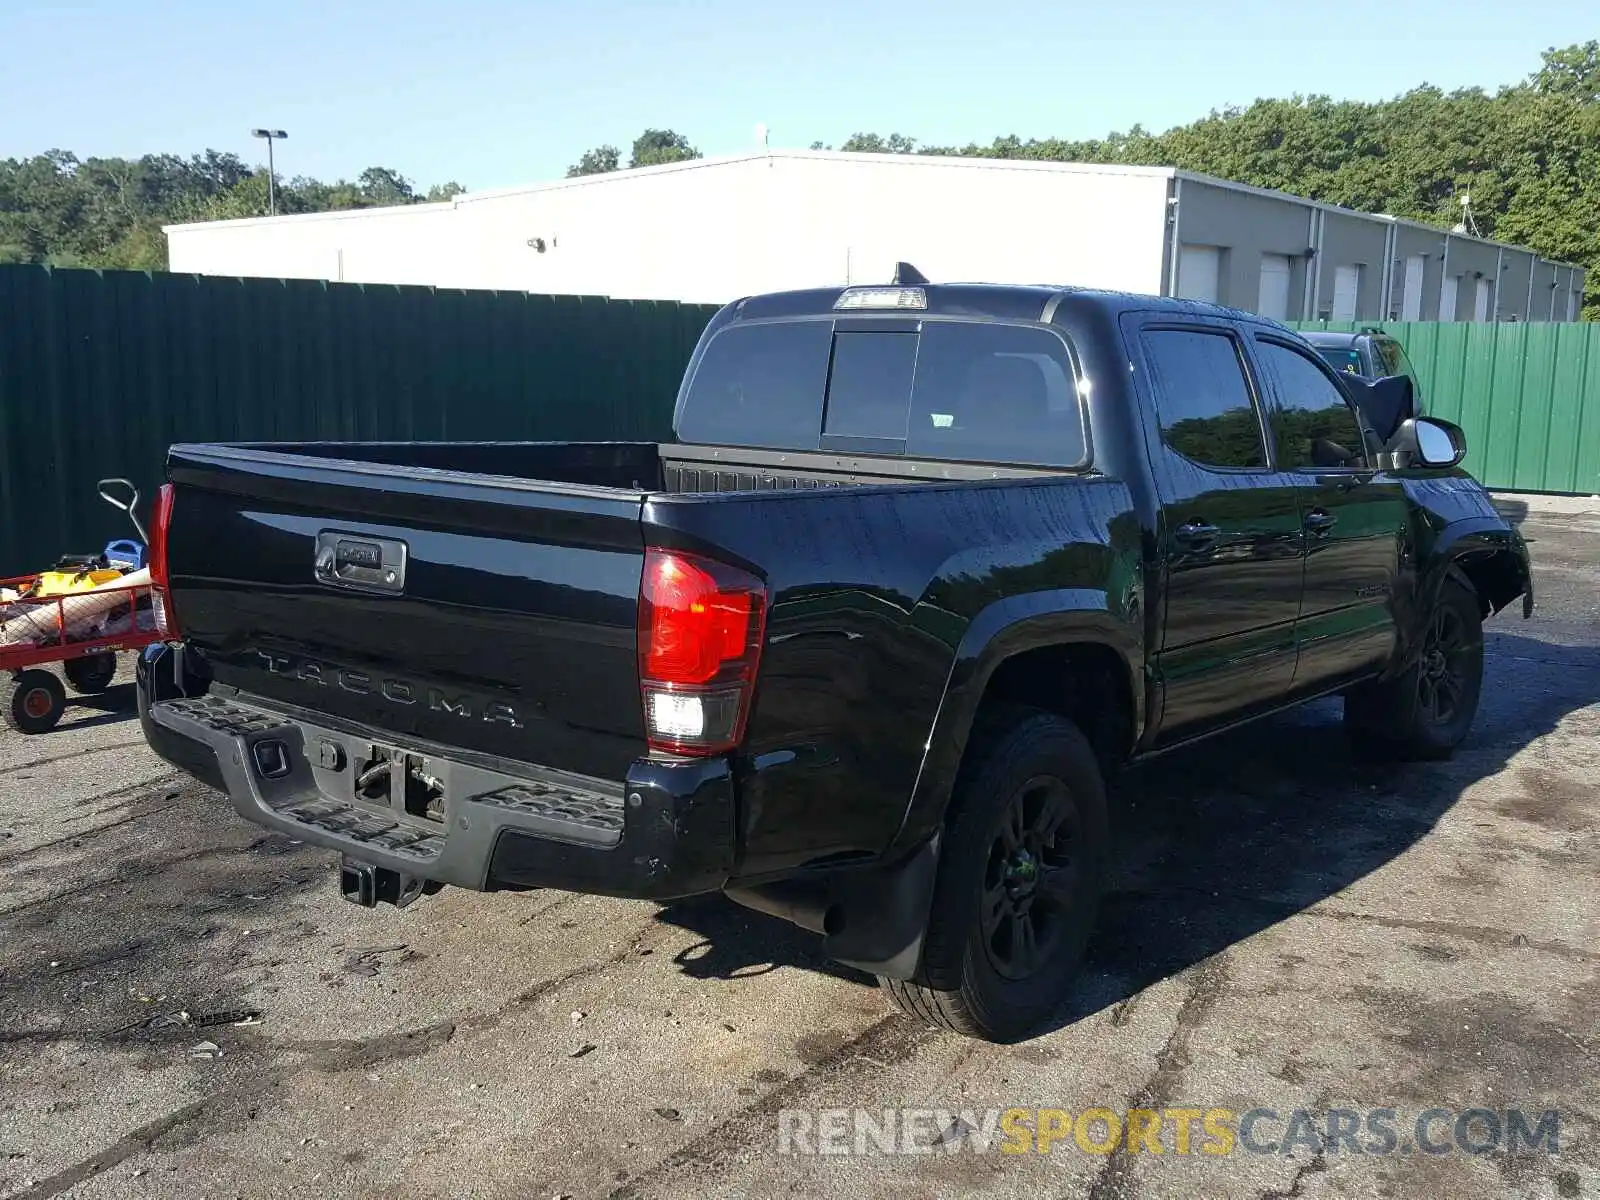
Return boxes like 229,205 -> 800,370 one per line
730,283 -> 1274,328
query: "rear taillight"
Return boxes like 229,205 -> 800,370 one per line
638,548 -> 766,756
148,483 -> 179,637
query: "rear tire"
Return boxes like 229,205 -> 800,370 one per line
1345,575 -> 1483,761
880,708 -> 1107,1042
5,670 -> 67,734
64,653 -> 117,695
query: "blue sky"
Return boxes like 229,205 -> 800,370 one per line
1,0 -> 1590,192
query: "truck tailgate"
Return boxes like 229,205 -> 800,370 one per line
164,445 -> 649,780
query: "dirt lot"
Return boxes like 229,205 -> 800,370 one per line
2,499 -> 1596,1200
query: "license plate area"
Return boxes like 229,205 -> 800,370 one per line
208,695 -> 628,850
292,719 -> 627,848
348,743 -> 449,827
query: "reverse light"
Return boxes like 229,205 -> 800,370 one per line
834,287 -> 927,311
638,549 -> 766,756
148,483 -> 180,637
649,692 -> 706,739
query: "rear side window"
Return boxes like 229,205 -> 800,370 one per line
1141,329 -> 1266,469
675,320 -> 832,449
907,323 -> 1085,466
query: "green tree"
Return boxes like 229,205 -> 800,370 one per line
0,150 -> 466,265
1533,40 -> 1600,102
567,145 -> 620,176
840,132 -> 917,153
629,129 -> 700,168
357,166 -> 416,205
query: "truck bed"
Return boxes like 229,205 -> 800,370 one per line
229,439 -> 1061,496
159,439 -> 1072,785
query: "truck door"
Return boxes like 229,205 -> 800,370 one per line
1124,317 -> 1308,743
1249,334 -> 1408,691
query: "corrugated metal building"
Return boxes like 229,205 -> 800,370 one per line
165,150 -> 1586,322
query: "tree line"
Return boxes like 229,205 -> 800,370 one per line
0,151 -> 464,271
3,42 -> 1595,315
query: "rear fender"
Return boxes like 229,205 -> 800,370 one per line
886,589 -> 1142,860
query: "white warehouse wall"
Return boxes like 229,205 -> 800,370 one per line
166,202 -> 460,287
165,152 -> 1174,304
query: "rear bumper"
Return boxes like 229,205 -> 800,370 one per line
136,644 -> 734,901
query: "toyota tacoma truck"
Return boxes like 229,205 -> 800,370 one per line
137,274 -> 1532,1042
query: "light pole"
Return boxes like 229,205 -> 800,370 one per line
251,128 -> 288,215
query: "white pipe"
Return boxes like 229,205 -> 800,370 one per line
0,569 -> 152,647
1164,176 -> 1183,297
1439,234 -> 1452,320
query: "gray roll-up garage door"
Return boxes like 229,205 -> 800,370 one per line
1177,245 -> 1221,303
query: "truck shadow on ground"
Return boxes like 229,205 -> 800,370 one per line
55,681 -> 140,732
1491,497 -> 1530,527
660,894 -> 877,987
653,629 -> 1600,1026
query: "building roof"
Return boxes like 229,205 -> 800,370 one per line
162,147 -> 1585,272
163,149 -> 1176,233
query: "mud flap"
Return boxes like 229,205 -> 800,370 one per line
824,834 -> 941,981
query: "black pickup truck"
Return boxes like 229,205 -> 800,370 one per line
137,276 -> 1532,1042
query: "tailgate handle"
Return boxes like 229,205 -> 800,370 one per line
314,532 -> 408,594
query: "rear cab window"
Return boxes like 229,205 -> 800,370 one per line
673,320 -> 834,449
677,316 -> 1088,468
823,332 -> 917,444
906,323 -> 1084,465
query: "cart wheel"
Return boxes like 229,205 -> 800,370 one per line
5,670 -> 67,734
64,653 -> 118,695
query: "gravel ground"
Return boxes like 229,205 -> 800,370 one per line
1,499 -> 1596,1200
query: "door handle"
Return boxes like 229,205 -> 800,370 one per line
1174,520 -> 1221,549
1304,510 -> 1338,536
1315,475 -> 1364,493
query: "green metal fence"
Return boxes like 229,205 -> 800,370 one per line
1292,320 -> 1600,496
0,265 -> 717,574
2,265 -> 1594,577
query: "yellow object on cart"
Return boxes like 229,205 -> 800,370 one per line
32,569 -> 126,598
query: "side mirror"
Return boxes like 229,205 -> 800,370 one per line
1388,416 -> 1467,469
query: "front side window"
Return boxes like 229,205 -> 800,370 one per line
1141,328 -> 1267,470
1255,340 -> 1368,470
